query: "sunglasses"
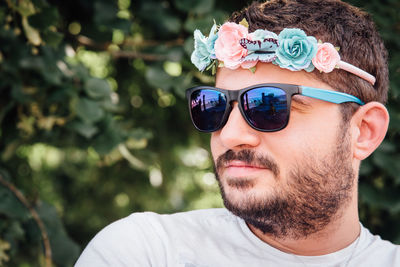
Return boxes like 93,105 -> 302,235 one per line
186,83 -> 364,132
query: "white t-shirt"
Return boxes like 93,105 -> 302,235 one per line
75,208 -> 400,267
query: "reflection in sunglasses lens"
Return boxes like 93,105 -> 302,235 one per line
190,89 -> 227,131
241,87 -> 288,130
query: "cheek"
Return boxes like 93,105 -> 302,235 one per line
210,132 -> 221,160
306,112 -> 341,148
268,108 -> 341,160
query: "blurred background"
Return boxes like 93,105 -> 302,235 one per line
0,0 -> 399,266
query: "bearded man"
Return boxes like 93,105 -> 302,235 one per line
76,1 -> 400,266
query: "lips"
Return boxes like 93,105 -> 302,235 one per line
225,160 -> 267,170
223,160 -> 269,177
215,149 -> 280,178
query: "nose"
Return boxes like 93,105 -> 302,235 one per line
217,103 -> 261,150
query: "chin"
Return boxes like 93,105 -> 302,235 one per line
219,178 -> 278,207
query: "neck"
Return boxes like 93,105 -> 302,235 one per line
247,195 -> 361,256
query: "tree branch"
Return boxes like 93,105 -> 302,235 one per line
75,35 -> 183,61
110,50 -> 168,61
122,38 -> 184,47
0,175 -> 52,267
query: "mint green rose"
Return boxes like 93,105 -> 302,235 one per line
191,24 -> 218,71
274,28 -> 318,72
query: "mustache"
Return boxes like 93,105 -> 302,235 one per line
215,149 -> 280,177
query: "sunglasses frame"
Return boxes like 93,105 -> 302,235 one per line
186,83 -> 364,133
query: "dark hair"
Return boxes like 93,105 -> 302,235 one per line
229,0 -> 388,119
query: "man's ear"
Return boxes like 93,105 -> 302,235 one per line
352,102 -> 389,160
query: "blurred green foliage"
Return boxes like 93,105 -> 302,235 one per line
0,0 -> 399,266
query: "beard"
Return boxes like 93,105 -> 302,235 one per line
214,123 -> 355,240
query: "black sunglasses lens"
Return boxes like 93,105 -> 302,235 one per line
190,89 -> 227,131
241,87 -> 288,131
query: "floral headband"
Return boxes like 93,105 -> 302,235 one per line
190,19 -> 376,85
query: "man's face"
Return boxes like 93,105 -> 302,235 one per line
211,63 -> 356,239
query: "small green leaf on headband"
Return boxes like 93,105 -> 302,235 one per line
213,19 -> 219,33
239,18 -> 249,28
218,61 -> 225,68
318,39 -> 323,44
249,66 -> 257,73
212,64 -> 216,75
335,47 -> 340,52
205,61 -> 214,71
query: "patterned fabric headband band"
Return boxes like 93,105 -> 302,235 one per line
190,19 -> 376,85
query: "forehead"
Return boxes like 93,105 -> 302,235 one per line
215,63 -> 335,92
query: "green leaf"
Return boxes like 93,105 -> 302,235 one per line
69,121 -> 99,139
94,1 -> 119,25
28,6 -> 59,29
376,140 -> 396,153
92,117 -> 123,155
84,78 -> 112,99
359,183 -> 400,214
159,14 -> 181,34
0,8 -> 6,25
183,11 -> 228,33
4,221 -> 25,245
174,0 -> 215,14
128,128 -> 153,141
42,30 -> 63,47
172,73 -> 194,98
184,38 -> 194,57
372,151 -> 400,184
0,184 -> 29,220
145,67 -> 174,90
359,157 -> 373,176
139,2 -> 181,35
15,0 -> 36,17
211,64 -> 216,75
239,18 -> 249,28
0,238 -> 10,265
22,16 -> 41,46
166,47 -> 184,62
36,202 -> 80,267
75,98 -> 105,124
7,221 -> 25,240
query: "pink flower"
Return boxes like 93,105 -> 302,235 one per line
312,42 -> 341,73
214,22 -> 249,69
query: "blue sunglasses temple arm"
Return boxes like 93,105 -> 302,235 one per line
300,86 -> 365,105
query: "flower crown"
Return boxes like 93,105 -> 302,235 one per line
191,19 -> 376,85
